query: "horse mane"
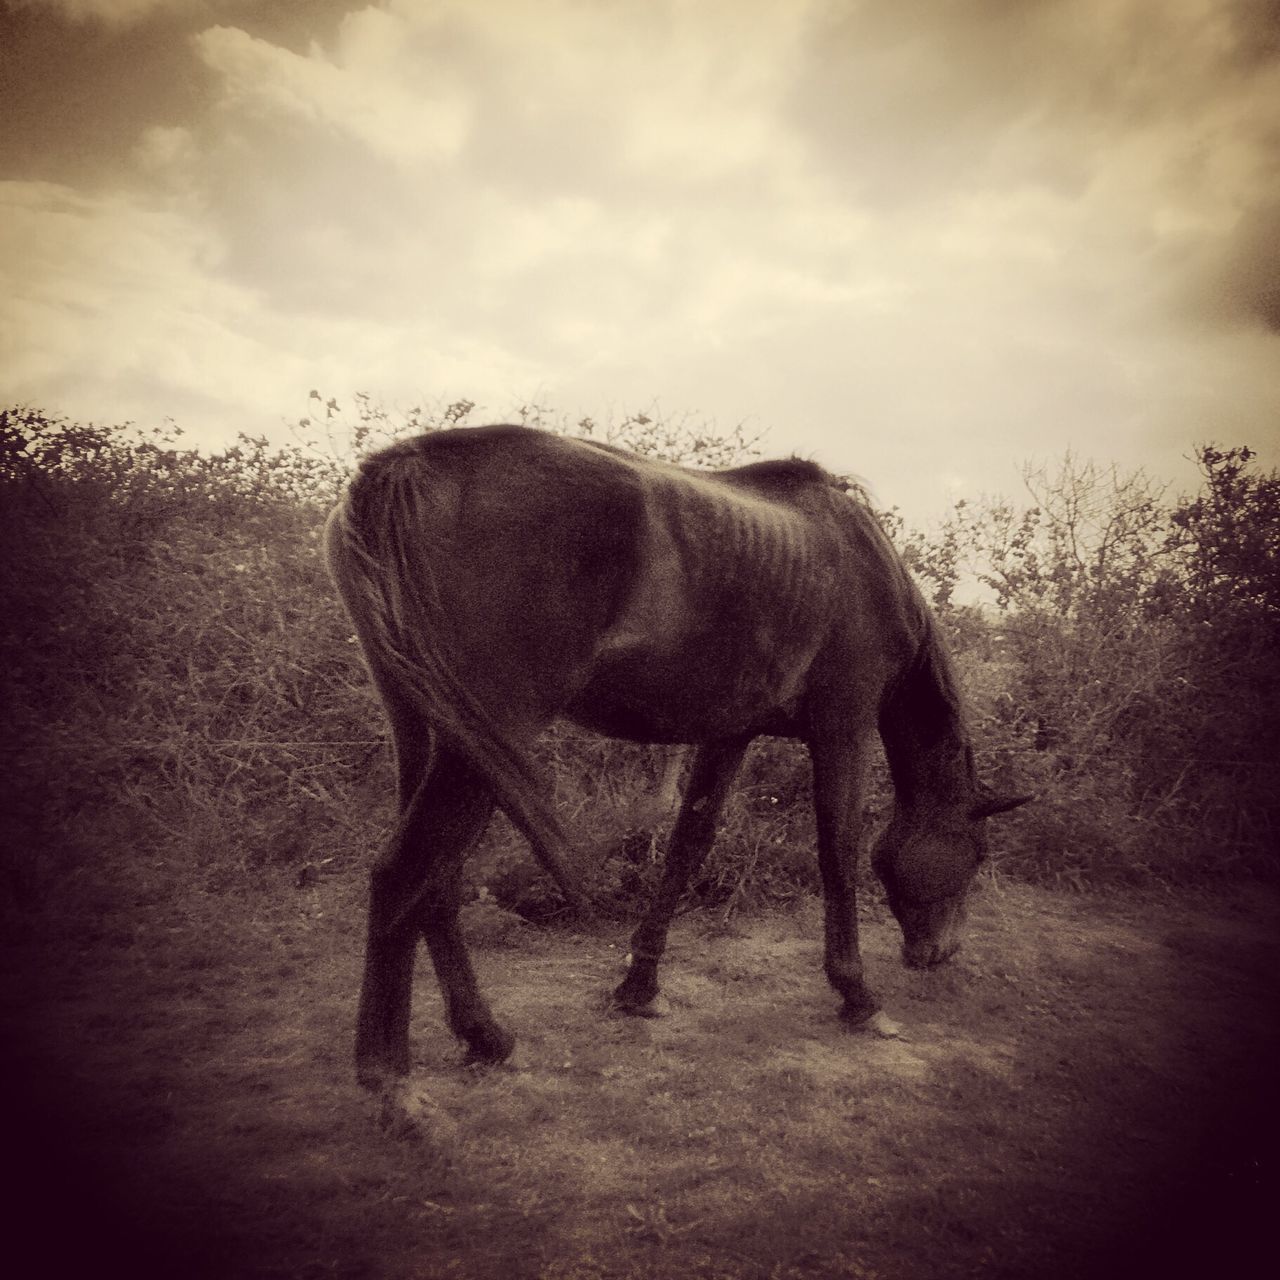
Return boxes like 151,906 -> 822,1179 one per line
880,586 -> 977,799
721,456 -> 834,489
910,612 -> 971,742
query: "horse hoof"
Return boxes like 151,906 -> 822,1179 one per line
859,1011 -> 904,1039
377,1081 -> 459,1144
612,992 -> 672,1019
463,1024 -> 516,1066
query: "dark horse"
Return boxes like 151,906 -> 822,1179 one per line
326,425 -> 1028,1092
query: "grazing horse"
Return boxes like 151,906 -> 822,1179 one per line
325,424 -> 1028,1091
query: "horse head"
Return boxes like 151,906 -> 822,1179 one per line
872,790 -> 1032,970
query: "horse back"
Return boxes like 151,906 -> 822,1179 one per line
578,438 -> 920,740
353,427 -> 647,717
343,425 -> 923,739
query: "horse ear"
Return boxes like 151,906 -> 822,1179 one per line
969,792 -> 1034,821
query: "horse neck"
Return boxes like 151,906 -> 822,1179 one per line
879,624 -> 975,813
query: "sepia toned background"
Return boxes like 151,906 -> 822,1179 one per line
3,0 -> 1279,519
3,4 -> 1278,1279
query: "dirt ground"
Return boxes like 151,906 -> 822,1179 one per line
4,864 -> 1277,1279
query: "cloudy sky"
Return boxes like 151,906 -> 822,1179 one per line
3,0 -> 1278,519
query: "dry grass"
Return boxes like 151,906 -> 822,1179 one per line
5,410 -> 1278,1277
5,858 -> 1277,1280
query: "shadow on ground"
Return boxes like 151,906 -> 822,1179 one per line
3,870 -> 1277,1279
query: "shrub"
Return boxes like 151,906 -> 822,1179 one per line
933,447 -> 1279,884
0,406 -> 375,909
5,400 -> 1275,928
1,400 -> 772,922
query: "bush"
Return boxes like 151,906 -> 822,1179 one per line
930,447 -> 1279,884
1,400 -> 773,922
0,406 -> 376,909
5,401 -> 1276,929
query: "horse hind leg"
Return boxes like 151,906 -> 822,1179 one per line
417,832 -> 515,1067
613,736 -> 750,1014
355,747 -> 502,1090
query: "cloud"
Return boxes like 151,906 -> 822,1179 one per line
3,0 -> 1277,520
1,178 -> 271,400
0,176 -> 552,436
788,0 -> 1280,331
1188,199 -> 1280,332
158,0 -> 1280,349
12,0 -> 219,25
136,2 -> 824,347
194,21 -> 469,167
1223,0 -> 1280,68
184,1 -> 813,202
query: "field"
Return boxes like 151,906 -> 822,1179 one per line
4,409 -> 1278,1277
6,858 -> 1277,1280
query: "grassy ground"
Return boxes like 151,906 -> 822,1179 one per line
4,859 -> 1277,1280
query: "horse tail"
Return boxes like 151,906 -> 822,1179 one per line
325,447 -> 590,918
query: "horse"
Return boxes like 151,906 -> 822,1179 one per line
325,424 -> 1029,1093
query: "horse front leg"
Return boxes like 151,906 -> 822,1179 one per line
613,736 -> 750,1014
810,732 -> 897,1033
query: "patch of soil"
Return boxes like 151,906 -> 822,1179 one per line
3,871 -> 1277,1278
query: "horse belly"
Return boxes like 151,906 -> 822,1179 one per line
567,627 -> 812,743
